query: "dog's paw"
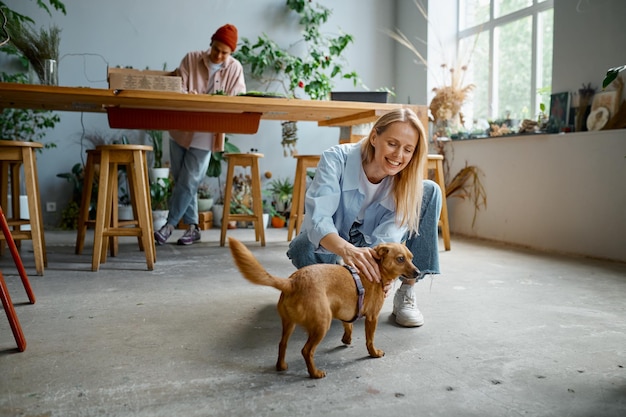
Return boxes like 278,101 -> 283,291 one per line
341,334 -> 352,345
309,369 -> 326,379
276,361 -> 288,372
368,348 -> 385,358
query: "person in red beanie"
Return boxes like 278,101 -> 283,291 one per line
155,24 -> 246,246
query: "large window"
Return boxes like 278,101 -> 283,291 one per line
457,0 -> 553,126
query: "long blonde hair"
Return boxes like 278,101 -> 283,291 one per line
361,108 -> 427,236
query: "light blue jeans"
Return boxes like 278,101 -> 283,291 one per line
287,180 -> 442,278
166,140 -> 212,227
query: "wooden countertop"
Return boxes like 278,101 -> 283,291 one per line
0,83 -> 427,134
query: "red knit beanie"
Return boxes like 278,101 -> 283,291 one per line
211,24 -> 238,52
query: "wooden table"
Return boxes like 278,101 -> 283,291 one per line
0,83 -> 427,139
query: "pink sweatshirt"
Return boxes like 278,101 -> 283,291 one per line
169,51 -> 246,151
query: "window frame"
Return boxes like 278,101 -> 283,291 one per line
456,0 -> 554,122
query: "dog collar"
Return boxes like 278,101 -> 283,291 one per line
343,265 -> 365,323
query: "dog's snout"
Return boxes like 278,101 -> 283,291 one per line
400,263 -> 420,280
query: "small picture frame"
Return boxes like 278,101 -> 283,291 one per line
548,92 -> 571,132
591,90 -> 619,118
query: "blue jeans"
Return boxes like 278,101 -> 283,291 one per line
166,140 -> 212,227
287,180 -> 442,277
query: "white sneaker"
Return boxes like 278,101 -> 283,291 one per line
393,283 -> 424,327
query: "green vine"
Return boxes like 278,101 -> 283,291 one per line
147,130 -> 164,168
0,72 -> 60,149
233,0 -> 359,100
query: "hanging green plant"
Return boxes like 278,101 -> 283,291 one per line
233,0 -> 360,100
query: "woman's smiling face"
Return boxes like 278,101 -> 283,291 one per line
365,121 -> 419,183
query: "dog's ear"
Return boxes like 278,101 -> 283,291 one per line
375,245 -> 390,259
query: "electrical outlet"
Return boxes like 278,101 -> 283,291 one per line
46,202 -> 57,212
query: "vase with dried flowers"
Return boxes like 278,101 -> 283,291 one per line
5,19 -> 61,85
1,1 -> 66,85
429,63 -> 475,138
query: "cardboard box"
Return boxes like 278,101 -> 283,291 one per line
108,67 -> 182,92
178,211 -> 213,230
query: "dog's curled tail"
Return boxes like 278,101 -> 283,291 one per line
228,237 -> 292,293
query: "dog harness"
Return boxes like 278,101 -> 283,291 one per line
343,265 -> 365,323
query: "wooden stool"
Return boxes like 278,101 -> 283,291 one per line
288,155 -> 320,241
91,145 -> 155,271
0,140 -> 47,275
220,153 -> 265,247
0,205 -> 36,352
426,154 -> 451,251
75,150 -> 143,257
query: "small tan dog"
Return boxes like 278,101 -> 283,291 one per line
228,237 -> 419,379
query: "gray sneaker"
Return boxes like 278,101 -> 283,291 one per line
154,224 -> 172,245
177,224 -> 201,245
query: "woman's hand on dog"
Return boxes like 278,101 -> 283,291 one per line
320,234 -> 381,283
341,245 -> 381,283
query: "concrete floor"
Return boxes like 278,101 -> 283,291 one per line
0,228 -> 625,417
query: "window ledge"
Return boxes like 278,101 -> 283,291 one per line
444,128 -> 625,141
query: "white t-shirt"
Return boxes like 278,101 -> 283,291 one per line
356,164 -> 385,222
206,61 -> 223,94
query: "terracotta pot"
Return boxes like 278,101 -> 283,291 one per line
271,216 -> 286,228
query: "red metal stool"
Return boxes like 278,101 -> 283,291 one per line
0,205 -> 36,352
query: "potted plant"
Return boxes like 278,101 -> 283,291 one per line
0,72 -> 60,148
147,130 -> 169,182
118,186 -> 133,220
56,162 -> 85,230
228,173 -> 254,228
603,65 -> 626,89
206,136 -> 241,227
197,183 -> 214,212
261,199 -> 272,230
1,70 -> 61,227
269,205 -> 286,228
150,177 -> 172,230
229,194 -> 254,229
1,1 -> 66,84
267,177 -> 294,217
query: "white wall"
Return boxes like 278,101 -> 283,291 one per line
2,0 -> 399,226
552,0 -> 626,97
445,131 -> 626,263
393,0 -> 429,105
